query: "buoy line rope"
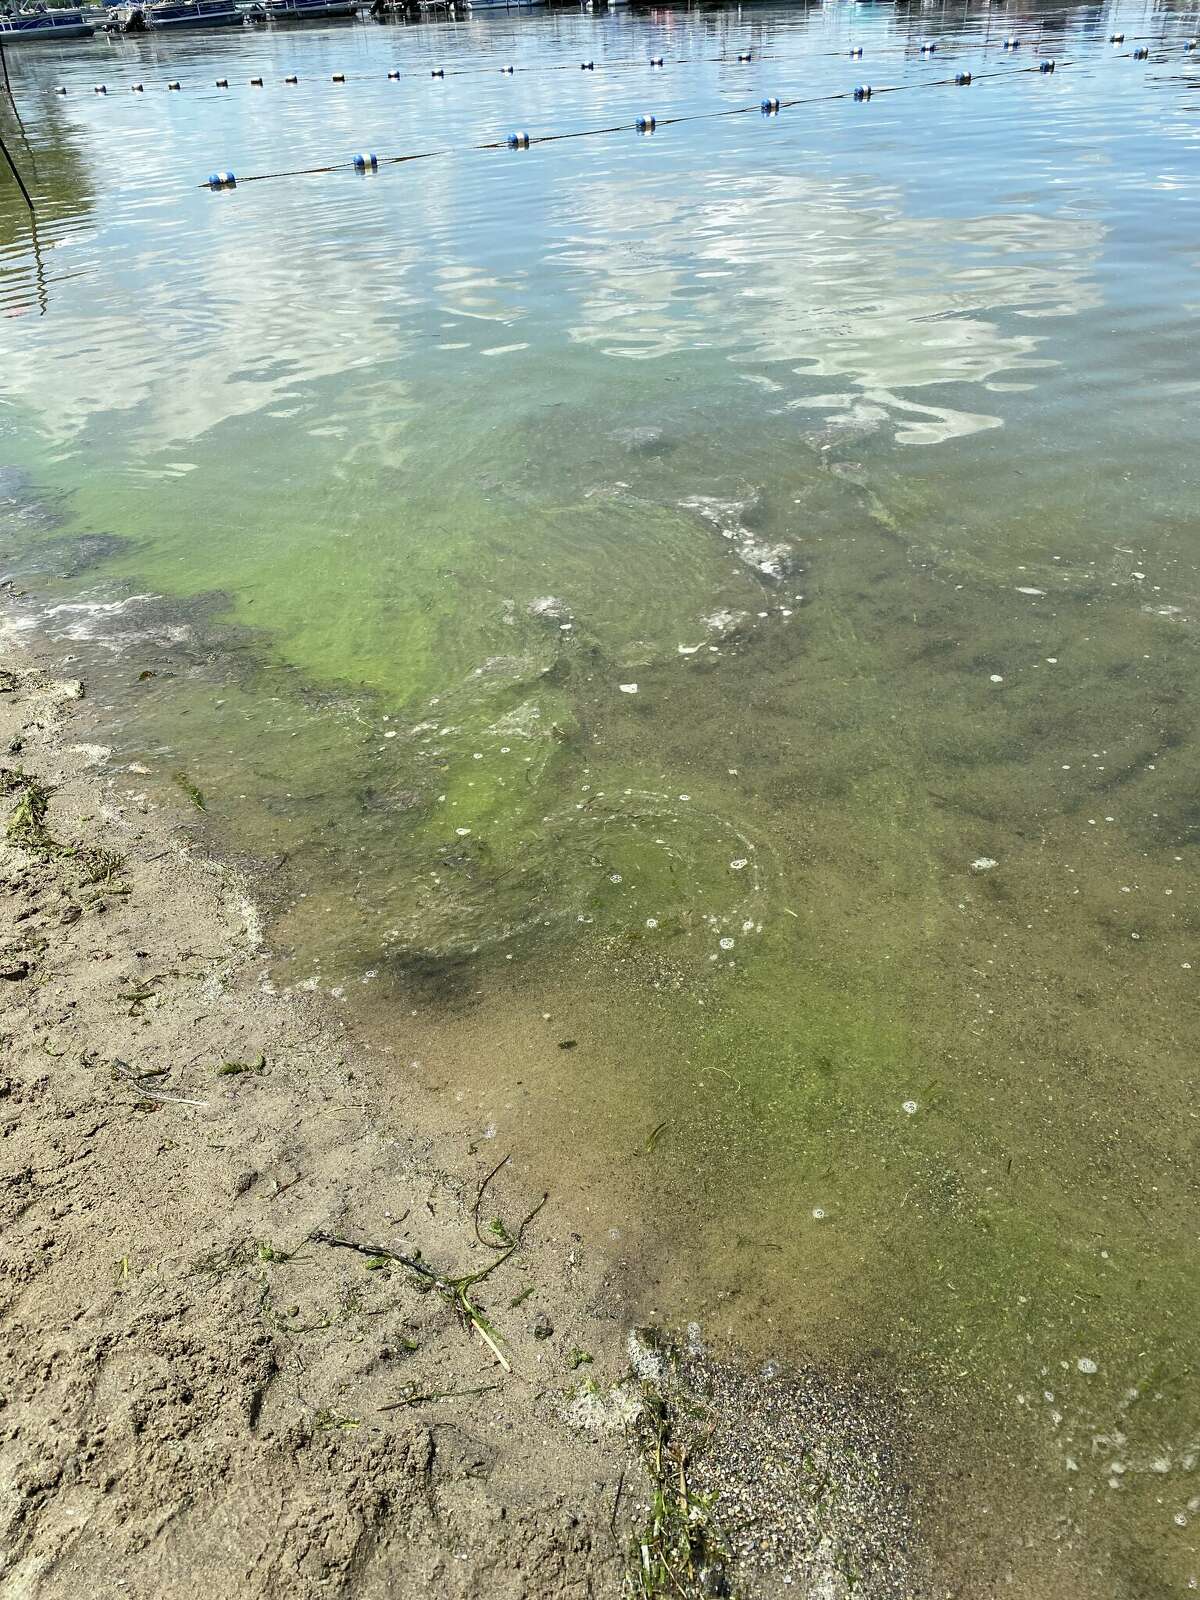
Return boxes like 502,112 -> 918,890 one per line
51,24 -> 1199,100
200,45 -> 1196,190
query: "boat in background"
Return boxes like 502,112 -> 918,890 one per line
107,0 -> 242,29
0,4 -> 95,39
251,0 -> 359,20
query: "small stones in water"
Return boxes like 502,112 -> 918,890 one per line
619,683 -> 638,695
1077,1356 -> 1098,1375
989,674 -> 1004,684
609,873 -> 622,883
528,595 -> 572,624
971,857 -> 998,872
1016,586 -> 1046,596
533,1313 -> 554,1340
645,918 -> 658,928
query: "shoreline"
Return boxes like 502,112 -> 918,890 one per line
0,633 -> 930,1599
0,638 -> 633,1597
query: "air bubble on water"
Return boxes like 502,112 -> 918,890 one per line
812,1207 -> 826,1220
619,683 -> 639,694
646,918 -> 658,929
610,873 -> 622,883
730,858 -> 749,870
1077,1357 -> 1098,1374
902,1100 -> 918,1115
742,920 -> 755,932
990,674 -> 1004,683
456,828 -> 471,836
719,937 -> 734,950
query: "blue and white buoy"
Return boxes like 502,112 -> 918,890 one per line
761,96 -> 780,114
208,170 -> 236,191
650,56 -> 663,66
93,84 -> 106,94
506,130 -> 530,148
1039,58 -> 1055,72
737,51 -> 752,62
168,81 -> 180,90
431,68 -> 444,78
353,152 -> 378,172
1109,32 -> 1124,42
920,40 -> 937,53
285,75 -> 298,84
635,113 -> 656,132
1188,38 -> 1198,50
216,78 -> 228,88
500,65 -> 513,74
1003,37 -> 1019,49
853,83 -> 872,100
332,73 -> 345,83
955,71 -> 972,85
250,76 -> 263,86
849,45 -> 863,58
131,82 -> 143,92
580,60 -> 593,70
1133,46 -> 1149,59
388,70 -> 400,80
55,85 -> 67,95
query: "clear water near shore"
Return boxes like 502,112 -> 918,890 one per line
3,3 -> 1200,1588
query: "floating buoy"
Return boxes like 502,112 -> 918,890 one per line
353,152 -> 378,172
131,82 -> 143,92
580,60 -> 593,70
853,83 -> 872,100
761,96 -> 780,113
388,69 -> 400,79
635,113 -> 656,132
920,40 -> 937,53
1188,39 -> 1198,51
1133,46 -> 1149,59
208,170 -> 236,190
431,68 -> 444,78
332,73 -> 345,82
250,76 -> 263,86
737,51 -> 752,62
1109,32 -> 1124,42
1004,37 -> 1019,48
650,56 -> 663,67
1039,58 -> 1055,72
55,85 -> 67,94
285,75 -> 298,84
849,45 -> 863,58
94,84 -> 107,94
216,77 -> 228,87
506,130 -> 530,149
954,70 -> 972,85
168,81 -> 180,90
500,65 -> 513,74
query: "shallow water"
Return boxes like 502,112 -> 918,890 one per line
3,2 -> 1200,1587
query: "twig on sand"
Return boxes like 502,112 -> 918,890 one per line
311,1179 -> 548,1375
111,1060 -> 209,1108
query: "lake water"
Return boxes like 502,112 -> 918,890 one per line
3,2 -> 1200,1588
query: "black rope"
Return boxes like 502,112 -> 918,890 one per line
0,39 -> 35,217
201,45 -> 1196,193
